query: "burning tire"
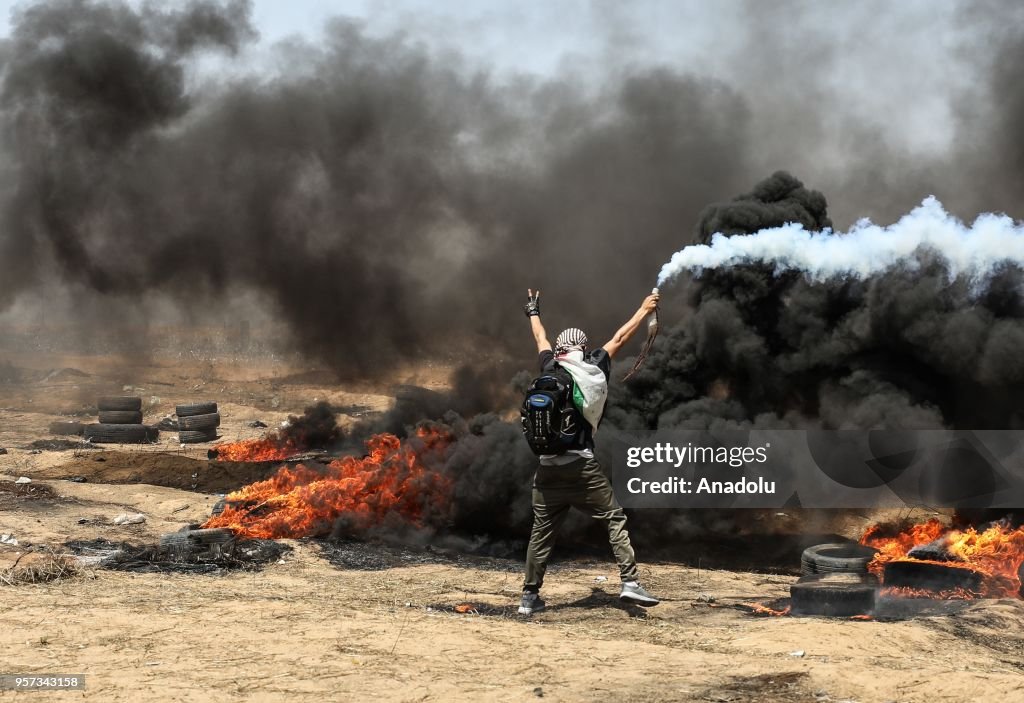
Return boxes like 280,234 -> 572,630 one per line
179,429 -> 218,444
176,402 -> 218,417
883,560 -> 983,594
83,423 -> 158,444
790,573 -> 878,616
801,543 -> 878,576
210,498 -> 247,516
98,410 -> 143,424
178,412 -> 220,431
97,396 -> 142,412
48,421 -> 83,436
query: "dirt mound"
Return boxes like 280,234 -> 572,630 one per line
40,451 -> 285,493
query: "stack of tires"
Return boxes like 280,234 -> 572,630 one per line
177,402 -> 220,444
84,396 -> 158,444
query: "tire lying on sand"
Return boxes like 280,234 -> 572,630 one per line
48,421 -> 84,436
159,528 -> 236,558
801,543 -> 878,576
83,423 -> 158,444
97,396 -> 142,412
790,573 -> 878,616
97,410 -> 144,424
176,402 -> 218,417
179,429 -> 218,444
177,412 -> 220,431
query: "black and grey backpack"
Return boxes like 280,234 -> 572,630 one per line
520,366 -> 582,455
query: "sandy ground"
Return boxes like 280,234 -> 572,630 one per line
1,350 -> 1023,702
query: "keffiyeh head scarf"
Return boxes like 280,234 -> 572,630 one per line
555,327 -> 588,355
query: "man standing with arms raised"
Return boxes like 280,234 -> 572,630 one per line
518,288 -> 661,615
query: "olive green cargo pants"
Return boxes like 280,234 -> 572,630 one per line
523,456 -> 638,592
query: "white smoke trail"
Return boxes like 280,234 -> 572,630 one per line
657,196 -> 1024,286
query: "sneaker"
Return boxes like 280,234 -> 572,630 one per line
518,591 -> 546,615
619,581 -> 660,606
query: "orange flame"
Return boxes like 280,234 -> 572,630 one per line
741,602 -> 791,616
860,519 -> 1024,599
203,427 -> 453,539
211,436 -> 302,462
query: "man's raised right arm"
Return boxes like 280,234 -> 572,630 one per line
524,288 -> 552,353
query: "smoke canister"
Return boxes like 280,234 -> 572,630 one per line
649,287 -> 659,332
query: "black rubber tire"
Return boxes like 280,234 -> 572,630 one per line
83,423 -> 157,444
790,573 -> 878,616
179,429 -> 218,444
883,560 -> 983,593
178,412 -> 220,431
801,543 -> 877,576
98,410 -> 143,424
97,396 -> 142,411
49,421 -> 84,436
176,402 -> 218,417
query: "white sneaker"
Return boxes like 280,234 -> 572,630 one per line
619,581 -> 659,606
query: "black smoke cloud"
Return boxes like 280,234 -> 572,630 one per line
609,171 -> 1024,433
0,0 -> 754,375
3,1 -> 1024,380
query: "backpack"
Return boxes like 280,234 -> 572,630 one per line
520,365 -> 583,455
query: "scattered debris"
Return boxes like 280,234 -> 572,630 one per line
1,534 -> 18,546
26,439 -> 95,451
454,603 -> 477,614
113,513 -> 147,525
157,417 -> 179,431
0,550 -> 77,585
68,476 -> 87,483
789,650 -> 805,657
248,420 -> 268,428
533,686 -> 544,697
15,476 -> 31,484
63,538 -> 291,574
0,480 -> 57,500
0,448 -> 7,455
594,575 -> 608,582
696,593 -> 716,603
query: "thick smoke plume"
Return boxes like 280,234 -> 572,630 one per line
658,196 -> 1024,286
10,1 -> 1024,377
0,0 -> 753,375
611,171 -> 1024,435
